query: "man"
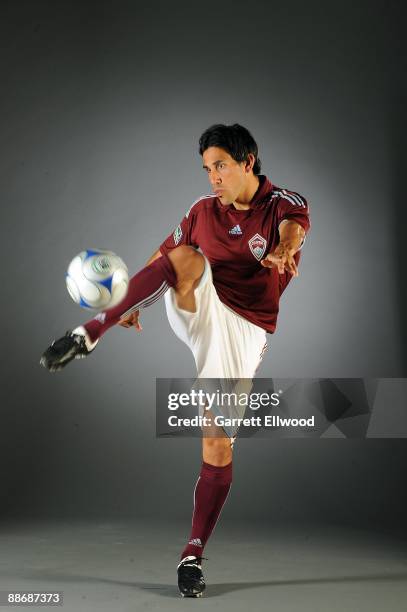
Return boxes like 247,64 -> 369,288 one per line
40,123 -> 310,597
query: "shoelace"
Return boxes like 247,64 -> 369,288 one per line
52,332 -> 82,351
179,556 -> 208,568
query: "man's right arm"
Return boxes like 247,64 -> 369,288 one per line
120,202 -> 197,330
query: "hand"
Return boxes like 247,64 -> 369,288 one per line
260,242 -> 299,277
118,310 -> 143,331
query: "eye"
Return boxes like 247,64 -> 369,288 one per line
218,162 -> 226,169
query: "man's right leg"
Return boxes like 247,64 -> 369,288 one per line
180,426 -> 233,558
177,412 -> 233,597
40,246 -> 205,371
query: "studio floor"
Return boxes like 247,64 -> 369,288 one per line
0,519 -> 406,611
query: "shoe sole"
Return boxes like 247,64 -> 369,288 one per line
39,349 -> 89,372
180,592 -> 203,598
40,355 -> 72,372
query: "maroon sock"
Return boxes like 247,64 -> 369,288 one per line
180,461 -> 233,561
83,252 -> 177,342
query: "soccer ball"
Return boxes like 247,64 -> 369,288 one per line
66,249 -> 129,311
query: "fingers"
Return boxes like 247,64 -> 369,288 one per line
260,256 -> 273,268
119,320 -> 136,328
118,311 -> 142,330
285,257 -> 299,277
261,253 -> 299,276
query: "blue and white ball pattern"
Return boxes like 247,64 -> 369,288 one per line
66,249 -> 129,311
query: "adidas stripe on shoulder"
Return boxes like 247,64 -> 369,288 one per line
185,194 -> 214,218
273,188 -> 308,209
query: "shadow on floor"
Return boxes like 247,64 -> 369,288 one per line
3,569 -> 407,599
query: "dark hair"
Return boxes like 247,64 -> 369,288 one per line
199,123 -> 261,175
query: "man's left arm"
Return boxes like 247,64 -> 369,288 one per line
260,220 -> 305,277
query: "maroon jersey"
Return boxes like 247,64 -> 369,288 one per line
159,175 -> 310,334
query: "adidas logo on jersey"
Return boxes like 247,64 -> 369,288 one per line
229,224 -> 243,235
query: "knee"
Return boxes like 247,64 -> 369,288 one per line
203,437 -> 233,467
167,246 -> 204,283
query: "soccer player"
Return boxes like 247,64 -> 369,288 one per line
40,124 -> 310,597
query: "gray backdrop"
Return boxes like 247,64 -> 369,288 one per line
1,0 -> 406,527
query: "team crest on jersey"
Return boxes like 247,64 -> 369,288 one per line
248,233 -> 267,261
173,224 -> 183,245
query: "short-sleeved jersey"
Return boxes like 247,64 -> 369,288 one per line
159,175 -> 310,334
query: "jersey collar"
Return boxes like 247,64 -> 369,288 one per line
215,174 -> 273,212
250,174 -> 273,207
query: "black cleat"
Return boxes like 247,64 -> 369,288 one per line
40,331 -> 95,372
177,556 -> 207,598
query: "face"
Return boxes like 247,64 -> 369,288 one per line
202,146 -> 250,205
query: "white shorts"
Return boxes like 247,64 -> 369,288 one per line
164,255 -> 268,440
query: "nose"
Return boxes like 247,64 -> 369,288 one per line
209,169 -> 221,187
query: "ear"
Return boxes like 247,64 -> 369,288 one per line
244,153 -> 255,173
